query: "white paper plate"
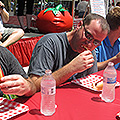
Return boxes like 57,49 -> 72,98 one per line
71,74 -> 119,92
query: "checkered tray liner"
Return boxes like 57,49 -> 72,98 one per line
71,74 -> 119,91
0,97 -> 29,120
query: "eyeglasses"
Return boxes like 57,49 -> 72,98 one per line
83,23 -> 101,46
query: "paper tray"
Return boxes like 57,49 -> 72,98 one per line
71,74 -> 119,92
0,97 -> 29,120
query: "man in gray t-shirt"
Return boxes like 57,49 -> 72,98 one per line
0,46 -> 36,97
28,32 -> 97,81
28,13 -> 110,92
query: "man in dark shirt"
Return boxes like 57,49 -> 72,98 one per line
0,46 -> 36,97
28,13 -> 110,92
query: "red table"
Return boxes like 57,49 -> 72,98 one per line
12,70 -> 120,120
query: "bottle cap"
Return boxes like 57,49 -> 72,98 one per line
45,69 -> 52,74
108,62 -> 114,66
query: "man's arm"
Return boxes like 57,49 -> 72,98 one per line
97,52 -> 120,71
24,77 -> 37,96
30,50 -> 94,91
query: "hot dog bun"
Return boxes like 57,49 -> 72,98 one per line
92,81 -> 103,90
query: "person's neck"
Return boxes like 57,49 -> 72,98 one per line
108,30 -> 120,47
66,29 -> 76,43
66,30 -> 77,51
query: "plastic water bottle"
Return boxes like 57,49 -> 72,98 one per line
41,69 -> 56,116
101,62 -> 117,102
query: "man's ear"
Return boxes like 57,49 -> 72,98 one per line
76,20 -> 83,29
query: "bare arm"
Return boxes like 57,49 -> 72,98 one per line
24,77 -> 37,96
97,52 -> 120,71
0,1 -> 9,23
0,28 -> 24,47
30,50 -> 94,91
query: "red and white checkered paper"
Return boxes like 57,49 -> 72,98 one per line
71,74 -> 119,91
0,97 -> 29,120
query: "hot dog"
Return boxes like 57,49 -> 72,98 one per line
92,80 -> 103,90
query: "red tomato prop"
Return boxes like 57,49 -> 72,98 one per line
36,4 -> 73,33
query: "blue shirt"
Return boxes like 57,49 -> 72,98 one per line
95,36 -> 120,70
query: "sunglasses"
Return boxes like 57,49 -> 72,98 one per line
83,23 -> 101,46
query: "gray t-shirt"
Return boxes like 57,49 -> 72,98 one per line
0,46 -> 28,78
0,46 -> 28,96
28,32 -> 98,81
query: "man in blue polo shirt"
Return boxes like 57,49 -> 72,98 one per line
96,6 -> 120,71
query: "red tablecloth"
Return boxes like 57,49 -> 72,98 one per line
12,70 -> 120,120
7,35 -> 44,67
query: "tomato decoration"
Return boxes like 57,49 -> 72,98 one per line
36,4 -> 73,33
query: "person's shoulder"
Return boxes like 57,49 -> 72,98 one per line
0,46 -> 15,58
0,46 -> 12,58
40,32 -> 66,42
0,46 -> 7,51
36,32 -> 66,47
44,32 -> 65,37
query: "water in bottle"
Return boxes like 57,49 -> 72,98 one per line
101,62 -> 117,102
41,69 -> 56,116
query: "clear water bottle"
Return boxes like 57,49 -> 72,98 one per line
41,69 -> 56,116
101,62 -> 117,102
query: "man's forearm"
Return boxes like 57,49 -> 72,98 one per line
97,56 -> 119,71
24,77 -> 37,96
31,51 -> 95,91
52,64 -> 76,86
31,63 -> 76,92
1,8 -> 9,23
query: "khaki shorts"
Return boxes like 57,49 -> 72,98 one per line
1,28 -> 14,43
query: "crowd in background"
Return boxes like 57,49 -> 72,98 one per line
3,0 -> 120,17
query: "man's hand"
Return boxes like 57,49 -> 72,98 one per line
69,50 -> 94,73
98,51 -> 120,71
0,75 -> 34,96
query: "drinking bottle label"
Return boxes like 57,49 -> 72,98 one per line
41,86 -> 56,95
106,77 -> 116,84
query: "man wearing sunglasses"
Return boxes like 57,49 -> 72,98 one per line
96,7 -> 120,71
